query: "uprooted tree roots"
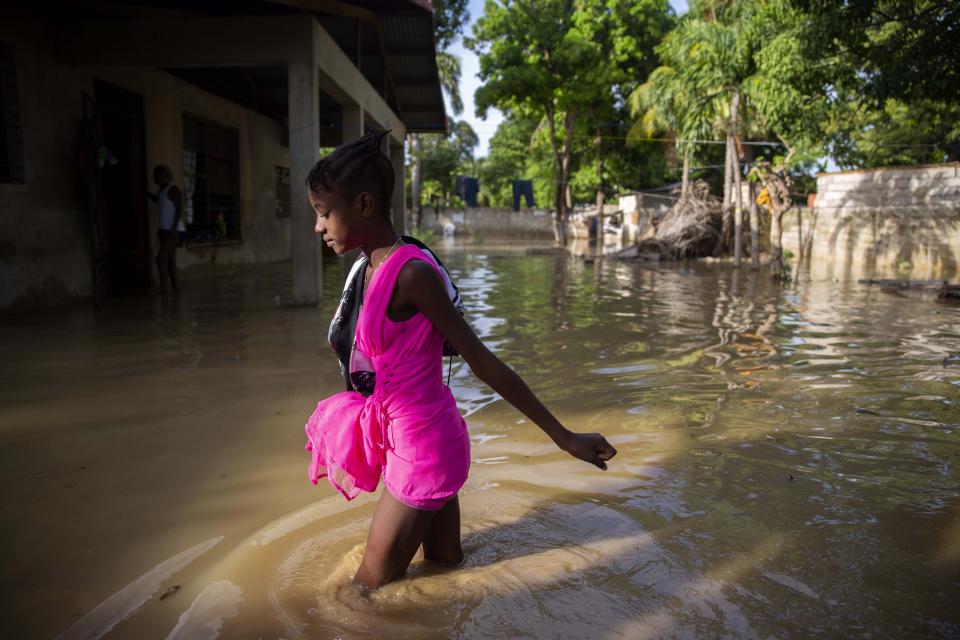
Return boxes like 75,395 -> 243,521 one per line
614,180 -> 722,260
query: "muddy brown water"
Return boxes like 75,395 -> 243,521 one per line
2,241 -> 959,639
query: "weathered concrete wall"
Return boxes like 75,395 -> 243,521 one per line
782,164 -> 960,279
423,207 -> 555,237
0,25 -> 95,310
0,23 -> 290,311
104,66 -> 291,269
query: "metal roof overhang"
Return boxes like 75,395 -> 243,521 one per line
268,0 -> 450,133
42,0 -> 448,134
264,0 -> 447,133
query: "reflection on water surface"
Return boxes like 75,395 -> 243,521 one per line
2,243 -> 959,639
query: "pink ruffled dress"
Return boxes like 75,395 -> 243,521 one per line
304,244 -> 471,510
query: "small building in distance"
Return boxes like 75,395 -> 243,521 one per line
617,183 -> 681,243
0,0 -> 446,311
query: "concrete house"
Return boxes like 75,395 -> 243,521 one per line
0,0 -> 446,310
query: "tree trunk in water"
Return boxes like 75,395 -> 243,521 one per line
749,180 -> 760,268
763,174 -> 792,277
730,92 -> 743,267
559,111 -> 576,244
595,126 -> 604,253
681,147 -> 690,198
753,158 -> 794,278
716,129 -> 734,256
545,107 -> 566,245
732,145 -> 744,267
411,133 -> 422,226
562,112 -> 575,203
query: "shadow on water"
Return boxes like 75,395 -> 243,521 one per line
247,486 -> 782,640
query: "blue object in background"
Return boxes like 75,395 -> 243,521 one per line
512,180 -> 535,211
455,176 -> 480,208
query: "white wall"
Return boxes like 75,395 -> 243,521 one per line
424,207 -> 554,237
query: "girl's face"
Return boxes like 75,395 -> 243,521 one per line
309,188 -> 366,255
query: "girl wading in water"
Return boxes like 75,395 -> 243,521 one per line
303,131 -> 617,589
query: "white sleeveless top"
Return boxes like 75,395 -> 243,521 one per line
158,184 -> 186,231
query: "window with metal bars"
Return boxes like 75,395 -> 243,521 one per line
182,113 -> 241,243
0,42 -> 24,184
275,165 -> 290,218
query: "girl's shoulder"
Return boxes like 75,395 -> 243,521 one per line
394,254 -> 440,295
387,244 -> 433,276
390,243 -> 441,280
396,237 -> 463,310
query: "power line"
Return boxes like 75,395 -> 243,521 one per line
427,128 -> 942,149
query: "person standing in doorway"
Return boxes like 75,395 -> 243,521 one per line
150,164 -> 185,296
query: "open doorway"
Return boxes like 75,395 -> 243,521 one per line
95,79 -> 150,296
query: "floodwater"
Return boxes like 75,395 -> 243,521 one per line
2,241 -> 959,639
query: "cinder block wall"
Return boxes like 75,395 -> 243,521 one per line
419,207 -> 555,238
782,163 -> 960,279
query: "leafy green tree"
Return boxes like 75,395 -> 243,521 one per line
629,29 -> 719,198
746,0 -> 960,268
797,0 -> 960,107
745,0 -> 835,162
412,52 -> 463,213
477,114 -> 539,207
469,0 -> 671,242
435,52 -> 464,117
415,119 -> 479,206
750,0 -> 960,164
630,5 -> 759,263
827,99 -> 960,168
570,0 -> 673,245
468,0 -> 578,241
433,0 -> 471,50
411,0 -> 470,214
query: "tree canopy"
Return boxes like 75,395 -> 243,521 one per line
425,0 -> 959,255
467,0 -> 673,238
413,119 -> 479,206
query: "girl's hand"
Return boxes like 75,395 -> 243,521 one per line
561,432 -> 617,470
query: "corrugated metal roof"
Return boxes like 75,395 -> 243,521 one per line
315,6 -> 447,133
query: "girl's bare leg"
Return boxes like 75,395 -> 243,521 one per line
421,495 -> 463,565
354,489 -> 435,589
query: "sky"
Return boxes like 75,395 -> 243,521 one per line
447,0 -> 689,157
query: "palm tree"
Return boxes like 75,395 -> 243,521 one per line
412,51 -> 464,218
633,9 -> 759,264
436,51 -> 464,116
629,62 -> 715,200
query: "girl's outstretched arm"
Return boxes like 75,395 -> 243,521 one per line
396,261 -> 617,470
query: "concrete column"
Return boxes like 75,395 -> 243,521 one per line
390,141 -> 406,234
288,52 -> 322,305
342,104 -> 364,144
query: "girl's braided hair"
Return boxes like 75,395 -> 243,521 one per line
305,130 -> 394,217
